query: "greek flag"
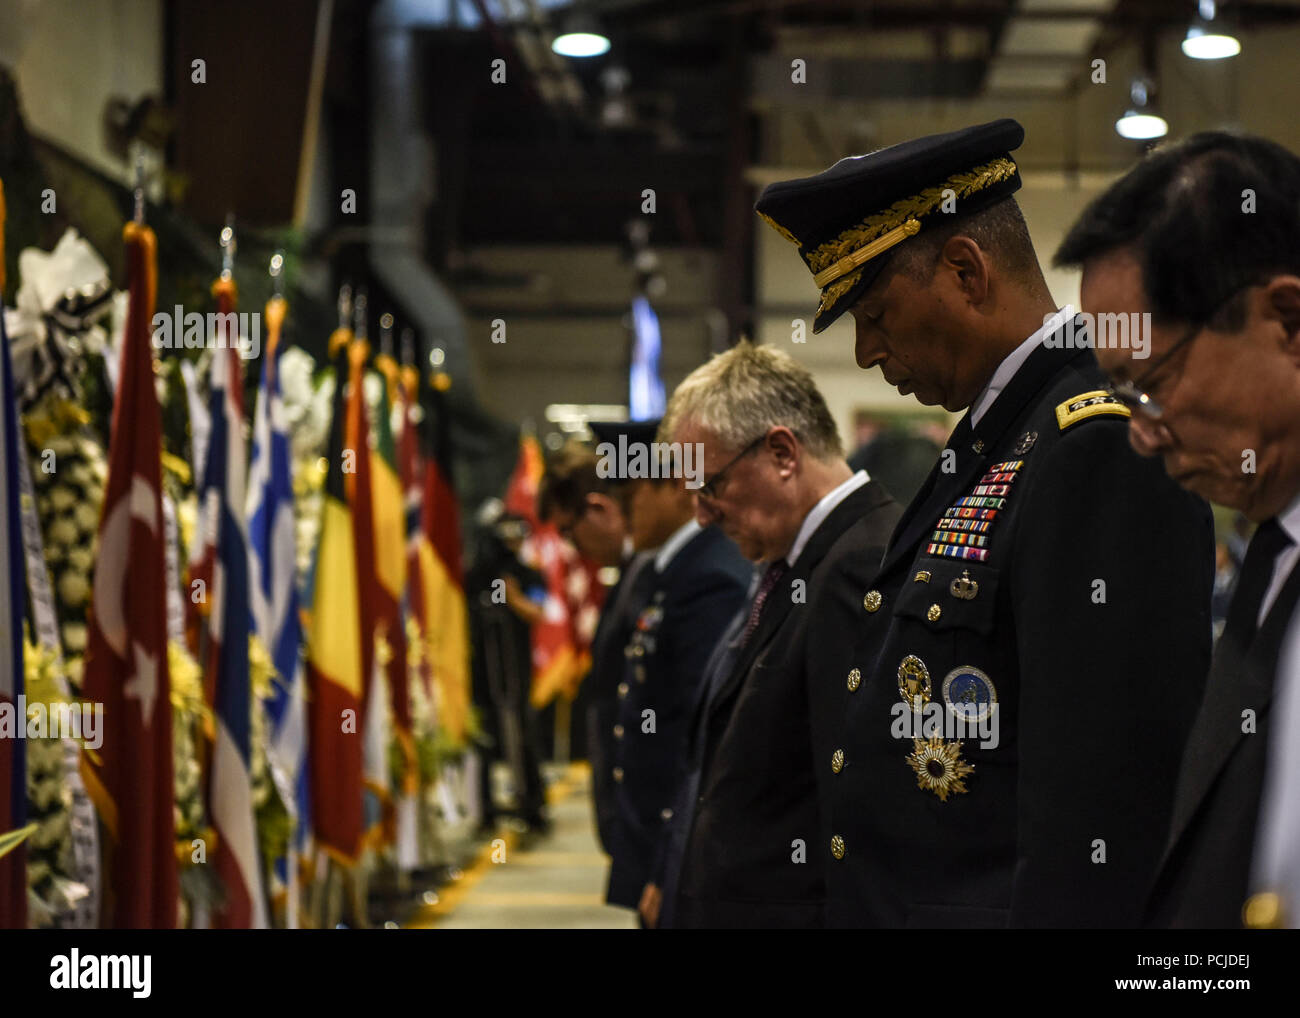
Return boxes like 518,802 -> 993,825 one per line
246,298 -> 307,926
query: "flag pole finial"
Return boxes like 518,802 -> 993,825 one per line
379,312 -> 394,358
337,283 -> 353,331
269,250 -> 285,298
219,214 -> 236,280
352,289 -> 368,342
430,346 -> 451,391
132,155 -> 146,225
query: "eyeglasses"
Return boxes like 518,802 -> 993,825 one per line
1106,320 -> 1202,420
1106,285 -> 1250,420
692,434 -> 766,501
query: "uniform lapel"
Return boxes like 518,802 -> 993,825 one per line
880,335 -> 1089,578
708,482 -> 889,720
1162,555 -> 1300,859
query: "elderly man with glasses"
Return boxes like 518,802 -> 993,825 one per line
641,341 -> 901,928
1056,130 -> 1300,929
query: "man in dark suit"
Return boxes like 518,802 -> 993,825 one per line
539,440 -> 653,854
755,119 -> 1215,927
603,435 -> 751,913
643,342 -> 901,928
1055,131 -> 1300,929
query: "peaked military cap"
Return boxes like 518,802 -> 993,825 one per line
755,118 -> 1025,333
588,418 -> 662,448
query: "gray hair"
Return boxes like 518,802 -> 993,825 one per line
660,340 -> 844,460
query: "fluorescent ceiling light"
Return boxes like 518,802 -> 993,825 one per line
1115,111 -> 1168,140
1182,26 -> 1240,59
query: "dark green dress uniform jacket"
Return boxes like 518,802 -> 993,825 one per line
821,335 -> 1214,928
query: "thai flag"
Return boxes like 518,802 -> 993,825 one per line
246,298 -> 307,924
202,283 -> 267,928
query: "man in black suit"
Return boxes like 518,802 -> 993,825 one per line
539,440 -> 653,854
643,342 -> 901,928
602,434 -> 750,913
1056,131 -> 1300,929
756,119 -> 1215,927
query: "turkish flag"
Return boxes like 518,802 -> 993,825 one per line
80,221 -> 178,928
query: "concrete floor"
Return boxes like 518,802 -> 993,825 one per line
408,763 -> 638,930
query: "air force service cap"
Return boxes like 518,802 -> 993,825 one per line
755,118 -> 1026,333
588,418 -> 662,448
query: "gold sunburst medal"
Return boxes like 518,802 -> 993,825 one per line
907,737 -> 974,802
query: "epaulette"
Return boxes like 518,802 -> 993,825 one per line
1054,390 -> 1131,431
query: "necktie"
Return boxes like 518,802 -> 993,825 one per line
739,560 -> 787,649
1224,519 -> 1293,648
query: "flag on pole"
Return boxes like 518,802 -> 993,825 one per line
0,178 -> 32,929
198,276 -> 267,929
79,216 -> 178,928
372,353 -> 412,756
344,336 -> 389,845
246,292 -> 307,923
374,352 -> 418,857
402,364 -> 434,706
306,329 -> 364,863
508,436 -> 603,708
419,375 -> 470,743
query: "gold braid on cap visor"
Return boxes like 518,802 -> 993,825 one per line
760,157 -> 1019,318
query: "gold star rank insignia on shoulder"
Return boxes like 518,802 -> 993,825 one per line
908,737 -> 974,801
1055,390 -> 1132,430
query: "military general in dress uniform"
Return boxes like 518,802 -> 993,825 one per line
755,119 -> 1216,927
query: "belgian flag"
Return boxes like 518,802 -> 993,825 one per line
305,328 -> 364,863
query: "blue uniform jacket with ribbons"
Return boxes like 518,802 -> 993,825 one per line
822,329 -> 1214,928
604,525 -> 750,910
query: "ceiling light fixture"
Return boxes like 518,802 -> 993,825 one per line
1115,77 -> 1168,140
1182,0 -> 1241,60
552,13 -> 610,58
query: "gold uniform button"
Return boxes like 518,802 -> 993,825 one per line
847,668 -> 862,693
863,590 -> 882,613
830,835 -> 846,860
612,767 -> 625,783
1243,892 -> 1285,929
617,682 -> 629,698
613,724 -> 625,739
927,603 -> 941,622
831,749 -> 845,774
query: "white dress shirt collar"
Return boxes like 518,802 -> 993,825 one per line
1275,491 -> 1300,549
969,306 -> 1075,427
785,470 -> 871,567
654,518 -> 703,573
